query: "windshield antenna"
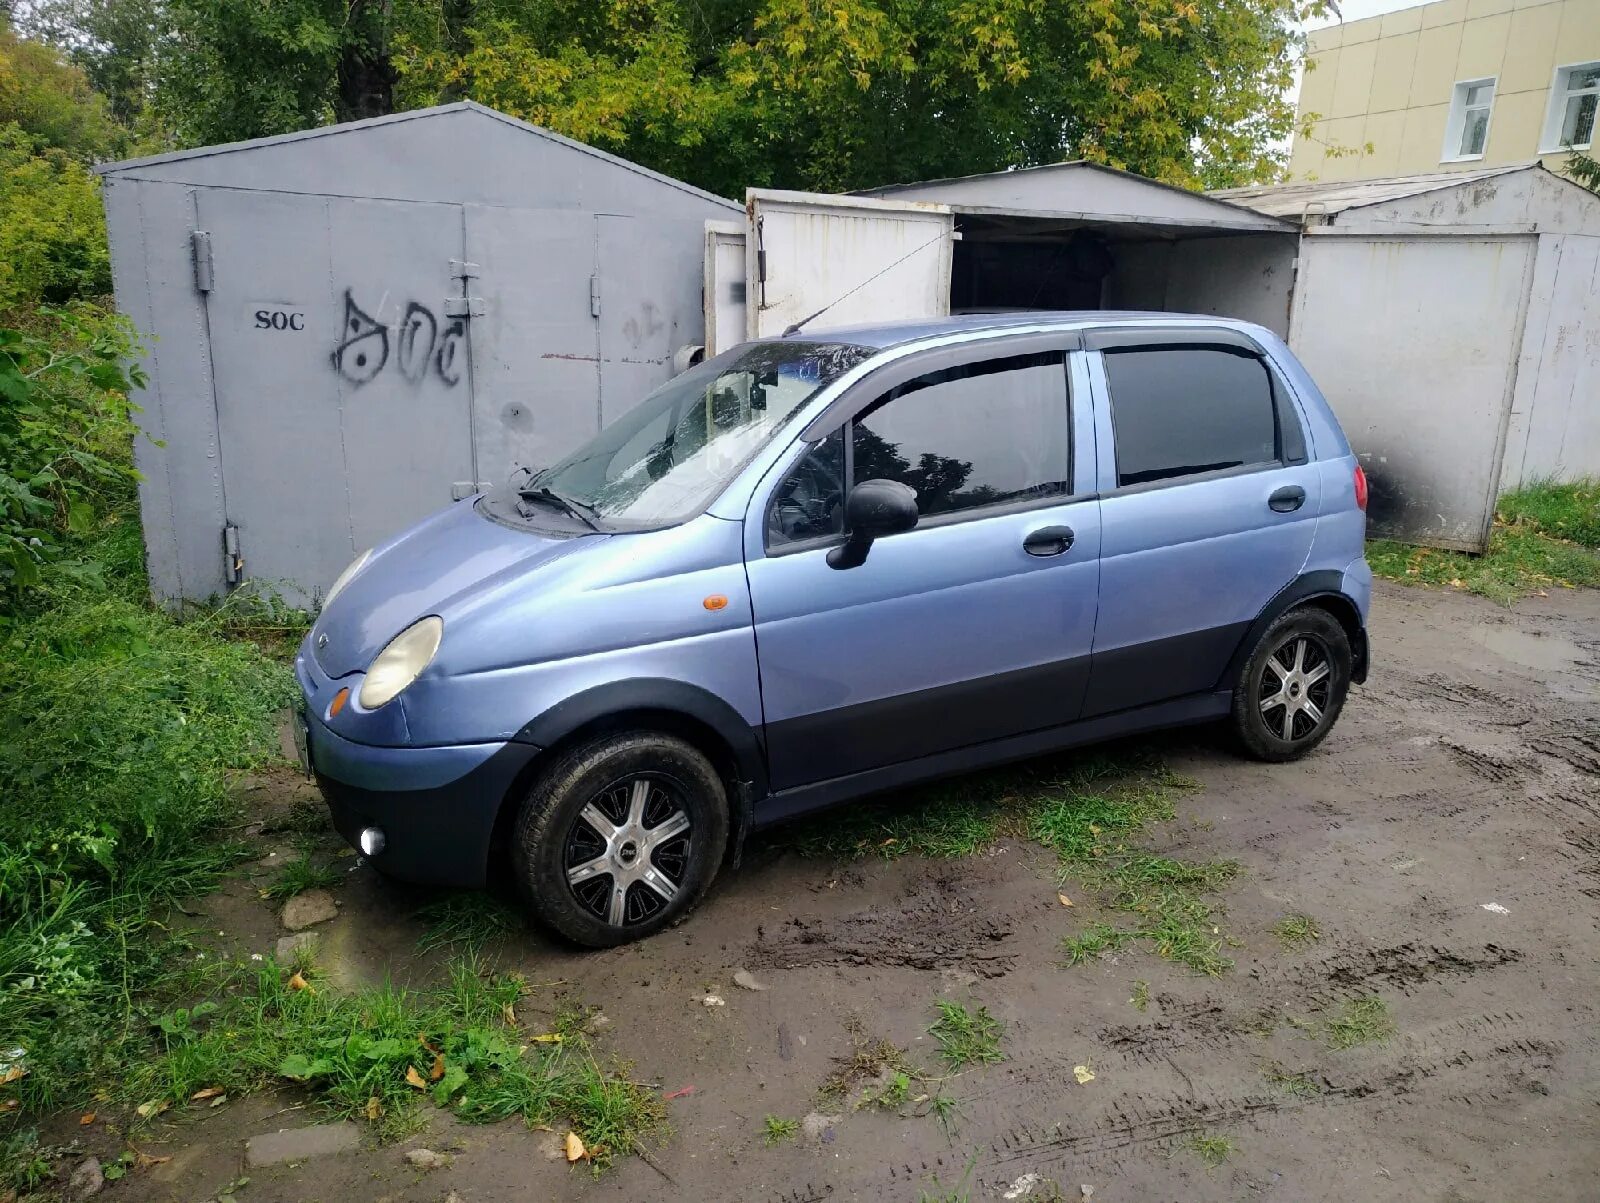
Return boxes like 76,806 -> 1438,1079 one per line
780,228 -> 950,338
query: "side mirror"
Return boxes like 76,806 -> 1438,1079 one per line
827,479 -> 918,570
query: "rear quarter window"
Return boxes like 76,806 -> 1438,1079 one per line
1104,347 -> 1279,487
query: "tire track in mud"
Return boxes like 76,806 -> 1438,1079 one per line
746,872 -> 1022,977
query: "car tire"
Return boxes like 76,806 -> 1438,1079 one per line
511,731 -> 728,948
1230,607 -> 1352,763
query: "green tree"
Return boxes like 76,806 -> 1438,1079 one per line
0,18 -> 117,156
1565,148 -> 1600,194
0,123 -> 111,308
145,0 -> 1331,195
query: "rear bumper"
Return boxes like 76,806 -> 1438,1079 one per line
305,712 -> 540,888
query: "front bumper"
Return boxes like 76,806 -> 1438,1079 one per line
304,711 -> 541,888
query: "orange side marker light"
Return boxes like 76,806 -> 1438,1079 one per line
703,594 -> 728,611
329,687 -> 350,718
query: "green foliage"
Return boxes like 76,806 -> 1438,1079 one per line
1563,148 -> 1600,193
14,0 -> 163,131
1186,1131 -> 1234,1167
415,891 -> 524,954
0,128 -> 112,308
0,306 -> 140,593
928,1000 -> 1005,1070
138,0 -> 1332,195
1368,479 -> 1600,605
0,22 -> 119,158
1272,913 -> 1320,949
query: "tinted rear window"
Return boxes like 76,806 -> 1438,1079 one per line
1104,348 -> 1278,487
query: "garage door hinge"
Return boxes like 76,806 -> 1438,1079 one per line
449,259 -> 480,280
442,296 -> 485,318
222,523 -> 243,586
589,274 -> 601,318
191,230 -> 214,293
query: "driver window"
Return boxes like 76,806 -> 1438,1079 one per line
767,427 -> 845,547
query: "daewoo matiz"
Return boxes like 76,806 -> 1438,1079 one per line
296,313 -> 1371,946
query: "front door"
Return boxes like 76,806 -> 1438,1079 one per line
1082,330 -> 1322,715
745,340 -> 1100,795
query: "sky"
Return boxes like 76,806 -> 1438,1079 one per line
1306,0 -> 1434,30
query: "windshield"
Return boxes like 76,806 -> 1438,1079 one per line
486,340 -> 876,532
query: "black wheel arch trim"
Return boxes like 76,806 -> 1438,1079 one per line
1220,570 -> 1369,690
513,678 -> 769,798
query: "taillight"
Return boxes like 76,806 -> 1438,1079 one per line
1353,464 -> 1369,512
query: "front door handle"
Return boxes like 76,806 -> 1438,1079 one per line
1268,485 -> 1306,513
1023,525 -> 1075,556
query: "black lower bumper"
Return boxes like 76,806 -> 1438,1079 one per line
317,740 -> 542,889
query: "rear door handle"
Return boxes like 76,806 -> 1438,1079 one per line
1023,525 -> 1075,556
1268,485 -> 1306,513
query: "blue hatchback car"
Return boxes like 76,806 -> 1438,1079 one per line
297,313 -> 1370,946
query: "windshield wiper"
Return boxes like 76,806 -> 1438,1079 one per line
516,485 -> 600,530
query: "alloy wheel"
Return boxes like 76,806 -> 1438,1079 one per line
1257,633 -> 1334,742
563,774 -> 692,927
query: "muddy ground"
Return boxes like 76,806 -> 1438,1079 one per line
80,580 -> 1600,1201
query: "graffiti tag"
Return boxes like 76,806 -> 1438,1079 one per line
331,290 -> 464,388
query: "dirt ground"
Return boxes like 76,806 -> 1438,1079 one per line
90,579 -> 1600,1202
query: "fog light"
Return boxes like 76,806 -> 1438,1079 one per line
358,827 -> 386,856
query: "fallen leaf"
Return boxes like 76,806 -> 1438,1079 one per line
135,1099 -> 171,1118
0,1098 -> 17,1112
418,1035 -> 440,1054
1057,893 -> 1073,908
880,838 -> 897,846
502,1002 -> 518,1026
208,1095 -> 228,1108
0,1066 -> 26,1085
662,1085 -> 695,1101
405,1065 -> 427,1090
564,1131 -> 587,1162
429,1054 -> 445,1082
1073,1065 -> 1096,1085
133,1152 -> 171,1169
287,971 -> 312,993
365,1096 -> 382,1121
79,1112 -> 96,1125
191,1086 -> 224,1101
699,994 -> 726,1007
532,1033 -> 563,1044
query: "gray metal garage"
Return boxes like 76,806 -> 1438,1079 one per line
100,102 -> 737,604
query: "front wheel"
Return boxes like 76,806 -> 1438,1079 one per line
511,732 -> 729,947
1230,608 -> 1352,762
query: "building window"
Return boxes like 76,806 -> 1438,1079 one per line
1443,78 -> 1495,161
1542,63 -> 1600,153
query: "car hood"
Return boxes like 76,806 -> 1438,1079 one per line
310,500 -> 599,679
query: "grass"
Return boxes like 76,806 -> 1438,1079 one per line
762,1115 -> 798,1146
1263,1063 -> 1322,1097
1186,1132 -> 1235,1167
1368,479 -> 1600,604
928,1000 -> 1005,1070
262,853 -> 342,902
415,892 -> 524,954
125,954 -> 662,1166
1323,996 -> 1395,1050
1130,980 -> 1151,1011
0,522 -> 295,1154
1271,913 -> 1321,949
792,747 -> 1241,976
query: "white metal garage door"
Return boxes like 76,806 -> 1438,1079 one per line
1288,234 -> 1535,551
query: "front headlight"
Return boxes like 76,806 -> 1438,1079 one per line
359,616 -> 443,709
323,548 -> 372,609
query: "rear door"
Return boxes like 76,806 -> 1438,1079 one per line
1083,329 -> 1321,716
746,190 -> 953,339
745,336 -> 1099,796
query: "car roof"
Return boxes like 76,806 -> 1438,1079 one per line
788,310 -> 1249,349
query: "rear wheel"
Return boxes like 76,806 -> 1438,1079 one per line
511,731 -> 728,947
1231,608 -> 1351,762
